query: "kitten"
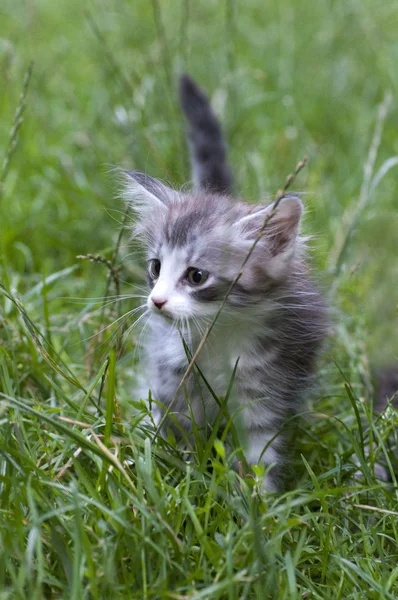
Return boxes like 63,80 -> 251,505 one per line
122,75 -> 327,491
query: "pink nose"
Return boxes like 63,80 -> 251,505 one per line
152,298 -> 166,310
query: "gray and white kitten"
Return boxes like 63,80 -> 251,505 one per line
123,75 -> 327,491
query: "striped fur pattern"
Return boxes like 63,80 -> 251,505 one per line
123,76 -> 327,491
179,74 -> 233,194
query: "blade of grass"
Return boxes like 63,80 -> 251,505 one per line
0,61 -> 34,201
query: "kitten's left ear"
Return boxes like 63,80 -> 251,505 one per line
262,195 -> 303,255
236,195 -> 304,277
123,170 -> 179,212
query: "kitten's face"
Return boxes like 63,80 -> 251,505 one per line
124,171 -> 304,323
145,231 -> 250,320
146,245 -> 218,319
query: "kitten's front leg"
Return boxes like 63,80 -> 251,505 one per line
244,427 -> 289,492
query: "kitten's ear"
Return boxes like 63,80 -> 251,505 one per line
236,195 -> 304,277
262,195 -> 303,254
123,170 -> 179,211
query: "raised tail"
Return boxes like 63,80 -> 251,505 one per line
179,74 -> 233,195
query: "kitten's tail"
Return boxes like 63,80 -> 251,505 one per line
179,74 -> 233,195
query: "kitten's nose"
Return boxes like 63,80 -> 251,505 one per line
152,298 -> 167,310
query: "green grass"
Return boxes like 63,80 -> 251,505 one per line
1,0 -> 398,597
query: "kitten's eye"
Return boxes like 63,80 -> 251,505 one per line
148,259 -> 161,278
186,267 -> 209,286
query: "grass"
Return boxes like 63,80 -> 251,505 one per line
1,0 -> 398,597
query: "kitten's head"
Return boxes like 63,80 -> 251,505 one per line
124,171 -> 304,321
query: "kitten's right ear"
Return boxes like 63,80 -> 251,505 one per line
122,171 -> 179,212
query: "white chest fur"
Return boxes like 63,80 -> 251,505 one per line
149,313 -> 260,399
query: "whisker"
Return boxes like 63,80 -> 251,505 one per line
123,310 -> 150,338
96,307 -> 151,359
121,310 -> 150,352
133,312 -> 152,363
62,294 -> 147,303
115,280 -> 149,294
73,304 -> 148,346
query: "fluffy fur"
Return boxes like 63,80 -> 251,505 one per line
123,75 -> 327,491
179,74 -> 233,194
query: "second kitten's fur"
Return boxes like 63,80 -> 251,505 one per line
123,75 -> 327,491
